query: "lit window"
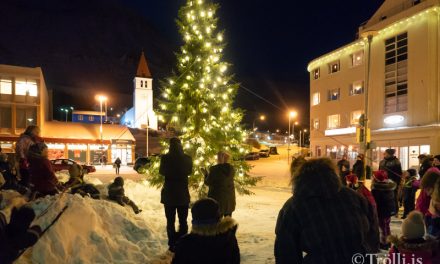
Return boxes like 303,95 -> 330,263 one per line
313,119 -> 320,130
78,115 -> 83,121
0,79 -> 12,95
15,79 -> 38,97
89,116 -> 94,121
312,68 -> 320,80
328,61 -> 340,74
351,50 -> 364,67
327,114 -> 340,129
349,81 -> 364,96
350,110 -> 364,125
327,88 -> 340,101
312,92 -> 320,106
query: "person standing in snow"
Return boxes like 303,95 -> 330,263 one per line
336,154 -> 350,186
352,153 -> 365,180
172,198 -> 240,264
275,158 -> 379,263
114,157 -> 121,175
204,151 -> 236,217
401,169 -> 418,219
159,137 -> 193,252
15,125 -> 42,187
107,176 -> 140,214
379,148 -> 402,214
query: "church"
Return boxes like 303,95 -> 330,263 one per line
120,52 -> 158,130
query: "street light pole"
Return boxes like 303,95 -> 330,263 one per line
104,100 -> 108,122
146,112 -> 149,157
287,111 -> 297,164
64,109 -> 68,122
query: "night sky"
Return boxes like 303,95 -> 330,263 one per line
122,0 -> 384,131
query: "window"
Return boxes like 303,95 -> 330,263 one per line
88,116 -> 94,121
140,80 -> 143,87
312,68 -> 320,80
15,79 -> 38,96
0,106 -> 12,128
349,81 -> 364,96
351,50 -> 364,67
327,114 -> 340,129
350,110 -> 364,125
384,32 -> 408,113
327,88 -> 340,101
313,119 -> 320,130
328,61 -> 340,74
16,107 -> 36,129
0,79 -> 12,95
78,115 -> 83,121
312,92 -> 320,106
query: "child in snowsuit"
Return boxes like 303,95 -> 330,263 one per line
0,204 -> 42,263
172,198 -> 240,264
388,211 -> 439,264
401,169 -> 418,219
371,170 -> 397,250
107,177 -> 141,214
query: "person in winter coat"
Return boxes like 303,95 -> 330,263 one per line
172,198 -> 240,264
107,176 -> 140,214
346,174 -> 377,211
159,137 -> 193,252
15,125 -> 42,187
204,151 -> 236,217
114,157 -> 121,175
371,170 -> 397,249
352,153 -> 365,180
0,204 -> 42,264
336,154 -> 350,186
416,171 -> 440,216
0,154 -> 29,195
424,177 -> 440,238
28,143 -> 62,197
433,155 -> 440,171
379,148 -> 402,214
275,158 -> 379,263
388,211 -> 439,264
401,169 -> 418,219
418,154 -> 433,179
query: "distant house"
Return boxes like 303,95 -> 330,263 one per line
72,110 -> 104,124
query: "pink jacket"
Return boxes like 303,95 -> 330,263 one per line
416,189 -> 431,216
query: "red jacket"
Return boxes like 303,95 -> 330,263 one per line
388,236 -> 439,264
416,189 -> 431,215
357,184 -> 377,211
28,157 -> 59,195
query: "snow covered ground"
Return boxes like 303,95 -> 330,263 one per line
2,153 -> 404,263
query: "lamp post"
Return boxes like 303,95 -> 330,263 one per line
287,111 -> 297,164
60,108 -> 68,122
302,129 -> 307,147
70,107 -> 74,121
104,100 -> 108,122
252,114 -> 266,137
97,95 -> 107,161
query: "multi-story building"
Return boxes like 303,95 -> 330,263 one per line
72,110 -> 105,124
309,0 -> 440,170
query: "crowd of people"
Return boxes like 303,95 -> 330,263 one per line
5,126 -> 440,263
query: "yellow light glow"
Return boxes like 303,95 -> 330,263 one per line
220,65 -> 227,73
217,34 -> 223,42
289,111 -> 297,118
96,95 -> 107,102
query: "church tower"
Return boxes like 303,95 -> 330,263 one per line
133,51 -> 157,130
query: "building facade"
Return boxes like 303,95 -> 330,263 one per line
72,110 -> 105,124
309,0 -> 440,170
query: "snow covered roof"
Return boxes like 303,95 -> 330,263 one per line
42,121 -> 135,142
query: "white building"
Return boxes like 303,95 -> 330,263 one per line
309,0 -> 440,170
120,52 -> 158,130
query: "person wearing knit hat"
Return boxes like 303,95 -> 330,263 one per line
401,169 -> 419,219
379,148 -> 402,217
172,198 -> 240,264
388,211 -> 439,263
371,170 -> 397,250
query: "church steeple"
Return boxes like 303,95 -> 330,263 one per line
136,51 -> 152,78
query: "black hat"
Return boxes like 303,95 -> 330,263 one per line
114,176 -> 124,186
407,168 -> 417,177
191,198 -> 221,226
385,149 -> 396,155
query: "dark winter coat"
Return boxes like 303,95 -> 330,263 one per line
159,152 -> 192,206
419,159 -> 432,179
353,160 -> 365,179
275,186 -> 379,263
388,236 -> 440,264
28,156 -> 60,195
114,158 -> 121,168
172,217 -> 240,264
108,182 -> 125,200
205,163 -> 236,215
371,180 -> 397,218
337,159 -> 350,178
0,209 -> 41,264
379,157 -> 402,184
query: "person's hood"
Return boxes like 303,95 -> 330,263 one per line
388,235 -> 438,252
372,180 -> 397,191
191,217 -> 238,237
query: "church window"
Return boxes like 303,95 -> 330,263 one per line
140,81 -> 143,87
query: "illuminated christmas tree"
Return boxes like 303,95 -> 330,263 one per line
147,0 -> 259,195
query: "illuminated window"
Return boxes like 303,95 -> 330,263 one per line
0,79 -> 12,95
313,118 -> 320,130
350,110 -> 364,125
312,92 -> 320,106
312,68 -> 320,80
349,81 -> 364,96
327,88 -> 340,101
15,79 -> 38,96
78,115 -> 83,121
351,50 -> 364,67
327,114 -> 340,129
88,116 -> 94,121
385,32 -> 408,113
328,61 -> 340,74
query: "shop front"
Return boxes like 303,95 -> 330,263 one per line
46,143 -> 66,160
111,139 -> 133,165
67,144 -> 87,163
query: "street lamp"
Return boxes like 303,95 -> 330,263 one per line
252,114 -> 266,136
288,111 -> 297,163
96,95 -> 107,161
70,107 -> 74,121
60,108 -> 69,123
27,118 -> 33,125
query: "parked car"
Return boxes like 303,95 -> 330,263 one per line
259,149 -> 270,158
50,159 -> 96,175
244,152 -> 260,160
133,157 -> 150,174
